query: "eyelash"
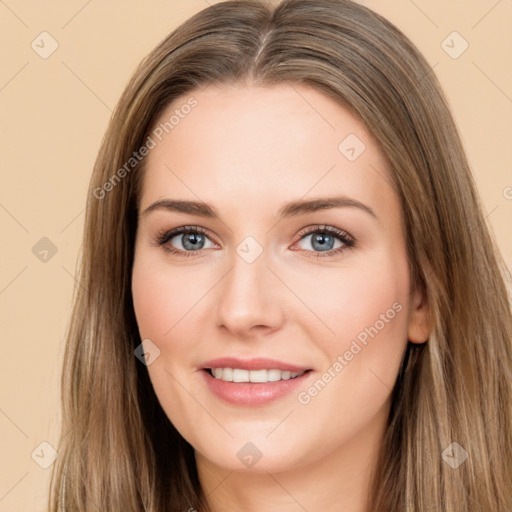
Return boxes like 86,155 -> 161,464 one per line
153,224 -> 356,259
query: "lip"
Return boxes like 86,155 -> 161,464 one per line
200,357 -> 311,373
201,368 -> 314,406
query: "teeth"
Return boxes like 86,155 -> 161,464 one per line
210,368 -> 305,383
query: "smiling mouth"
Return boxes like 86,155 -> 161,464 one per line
205,368 -> 312,383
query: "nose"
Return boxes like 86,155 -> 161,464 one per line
215,246 -> 285,339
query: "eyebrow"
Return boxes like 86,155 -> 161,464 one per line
140,195 -> 377,221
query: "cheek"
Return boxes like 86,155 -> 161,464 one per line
284,252 -> 410,348
339,266 -> 408,345
347,267 -> 409,386
297,250 -> 410,393
131,252 -> 205,341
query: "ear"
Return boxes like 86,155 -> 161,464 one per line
407,286 -> 431,344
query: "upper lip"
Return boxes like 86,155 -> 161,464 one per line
201,357 -> 311,373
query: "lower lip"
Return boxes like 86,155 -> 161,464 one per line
201,369 -> 313,406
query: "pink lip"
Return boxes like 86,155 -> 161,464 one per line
201,368 -> 313,406
201,357 -> 311,372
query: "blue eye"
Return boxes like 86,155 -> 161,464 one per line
155,225 -> 215,257
294,225 -> 355,258
153,224 -> 355,258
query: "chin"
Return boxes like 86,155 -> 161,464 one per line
193,435 -> 313,475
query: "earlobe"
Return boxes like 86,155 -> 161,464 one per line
408,338 -> 428,344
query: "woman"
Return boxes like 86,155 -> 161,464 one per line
49,0 -> 512,510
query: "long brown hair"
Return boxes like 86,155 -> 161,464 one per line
49,0 -> 512,510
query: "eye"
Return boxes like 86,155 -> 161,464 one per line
292,225 -> 355,258
152,224 -> 355,259
154,225 -> 217,257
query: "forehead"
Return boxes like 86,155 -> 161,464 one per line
139,83 -> 395,219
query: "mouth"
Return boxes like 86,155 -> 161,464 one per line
200,365 -> 314,406
199,357 -> 314,406
204,367 -> 312,383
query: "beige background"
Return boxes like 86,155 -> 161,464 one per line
1,1 -> 511,510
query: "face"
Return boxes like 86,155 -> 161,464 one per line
131,83 -> 430,474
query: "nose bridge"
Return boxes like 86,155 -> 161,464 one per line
215,236 -> 283,336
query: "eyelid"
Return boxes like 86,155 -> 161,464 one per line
154,225 -> 210,240
295,224 -> 355,244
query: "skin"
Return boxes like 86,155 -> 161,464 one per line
131,83 -> 430,512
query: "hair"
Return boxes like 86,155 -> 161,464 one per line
49,0 -> 512,510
